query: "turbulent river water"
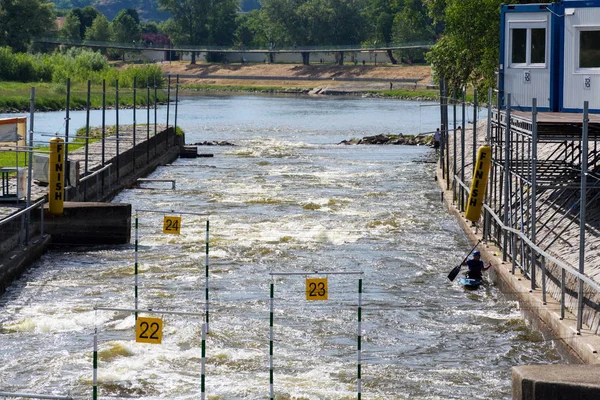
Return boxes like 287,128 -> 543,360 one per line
0,94 -> 562,399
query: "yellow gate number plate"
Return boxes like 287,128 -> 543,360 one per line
136,317 -> 163,344
163,216 -> 182,234
306,278 -> 328,300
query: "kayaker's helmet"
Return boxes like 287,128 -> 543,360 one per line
473,250 -> 481,256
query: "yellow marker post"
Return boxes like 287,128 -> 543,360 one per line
306,278 -> 328,300
48,137 -> 65,215
135,316 -> 163,344
163,215 -> 182,234
465,145 -> 492,222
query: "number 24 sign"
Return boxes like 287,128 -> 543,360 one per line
163,216 -> 181,234
306,278 -> 328,300
136,317 -> 163,344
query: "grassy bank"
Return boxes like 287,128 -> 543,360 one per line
0,81 -> 169,112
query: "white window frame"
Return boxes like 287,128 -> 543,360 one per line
508,20 -> 548,68
574,25 -> 600,73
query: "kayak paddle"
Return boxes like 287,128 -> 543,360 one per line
447,239 -> 483,282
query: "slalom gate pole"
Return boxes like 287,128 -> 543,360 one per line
269,282 -> 274,400
201,323 -> 206,400
205,219 -> 210,333
93,327 -> 98,400
134,215 -> 139,319
357,278 -> 363,399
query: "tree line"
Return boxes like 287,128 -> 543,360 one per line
0,0 -> 548,94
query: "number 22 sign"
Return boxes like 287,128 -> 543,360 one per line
136,317 -> 163,344
306,278 -> 328,300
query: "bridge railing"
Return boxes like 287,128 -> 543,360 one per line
34,37 -> 435,53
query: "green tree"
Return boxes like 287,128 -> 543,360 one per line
263,0 -> 365,64
111,9 -> 141,60
84,14 -> 112,42
362,0 -> 399,63
392,0 -> 434,63
426,0 -> 503,93
112,9 -> 141,44
60,11 -> 82,39
0,0 -> 56,52
158,0 -> 238,64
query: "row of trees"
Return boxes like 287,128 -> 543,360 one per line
49,0 -> 439,63
0,0 -> 546,93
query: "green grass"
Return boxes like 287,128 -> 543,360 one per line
0,81 -> 169,112
377,88 -> 439,100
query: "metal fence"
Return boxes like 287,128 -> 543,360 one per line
438,87 -> 600,334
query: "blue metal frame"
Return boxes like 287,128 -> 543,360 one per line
500,0 -> 600,114
499,3 -> 553,111
556,0 -> 600,113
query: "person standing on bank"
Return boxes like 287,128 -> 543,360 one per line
433,128 -> 441,150
462,250 -> 491,280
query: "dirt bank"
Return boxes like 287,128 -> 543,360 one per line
159,62 -> 433,90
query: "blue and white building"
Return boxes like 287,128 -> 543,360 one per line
500,0 -> 600,113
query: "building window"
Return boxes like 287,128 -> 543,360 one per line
509,26 -> 546,66
531,28 -> 546,64
511,29 -> 527,64
580,30 -> 600,69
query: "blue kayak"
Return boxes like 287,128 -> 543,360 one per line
459,277 -> 482,288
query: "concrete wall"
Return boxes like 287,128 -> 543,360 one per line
66,127 -> 182,203
0,127 -> 184,294
513,364 -> 600,400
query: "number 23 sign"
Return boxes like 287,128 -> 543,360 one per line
136,317 -> 163,344
306,278 -> 328,300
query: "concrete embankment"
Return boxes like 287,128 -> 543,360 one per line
436,121 -> 600,399
0,126 -> 185,293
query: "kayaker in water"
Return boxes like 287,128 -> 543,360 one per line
461,250 -> 491,280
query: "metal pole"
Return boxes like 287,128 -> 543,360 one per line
175,75 -> 179,143
26,87 -> 35,243
85,80 -> 90,176
503,94 -> 512,262
487,88 -> 492,143
357,278 -> 363,400
115,79 -> 120,182
154,79 -> 158,156
167,75 -> 171,131
133,77 -> 137,173
205,219 -> 210,334
577,101 -> 589,333
201,323 -> 206,400
453,89 -> 457,201
101,80 -> 106,167
269,282 -> 274,400
0,393 -> 72,400
147,79 -> 150,163
531,98 -> 538,289
445,81 -> 450,190
84,80 -> 91,200
472,89 -> 477,169
64,78 -> 71,188
93,327 -> 98,400
460,89 -> 466,211
134,215 -> 139,320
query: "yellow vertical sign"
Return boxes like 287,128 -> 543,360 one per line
306,278 -> 328,300
48,137 -> 65,215
136,317 -> 163,344
465,145 -> 492,222
163,216 -> 182,234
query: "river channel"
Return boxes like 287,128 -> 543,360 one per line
0,94 -> 561,399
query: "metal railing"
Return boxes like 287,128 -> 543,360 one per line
80,163 -> 112,202
0,391 -> 72,399
0,198 -> 45,247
